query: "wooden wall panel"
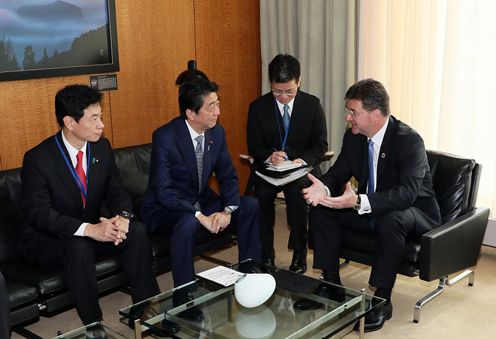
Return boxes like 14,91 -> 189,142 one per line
0,0 -> 261,180
110,1 -> 196,148
194,0 -> 261,191
0,75 -> 113,169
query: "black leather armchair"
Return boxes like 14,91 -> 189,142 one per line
339,150 -> 490,322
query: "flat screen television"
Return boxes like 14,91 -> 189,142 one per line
0,0 -> 119,82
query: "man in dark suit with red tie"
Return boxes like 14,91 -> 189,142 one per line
297,79 -> 441,332
20,85 -> 160,332
247,54 -> 328,273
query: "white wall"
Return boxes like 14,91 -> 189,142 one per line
483,218 -> 496,247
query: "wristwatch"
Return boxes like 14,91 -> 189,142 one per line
223,206 -> 234,215
353,195 -> 361,211
119,210 -> 135,220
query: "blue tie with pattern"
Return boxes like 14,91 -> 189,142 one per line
368,139 -> 375,193
195,135 -> 204,192
282,104 -> 290,131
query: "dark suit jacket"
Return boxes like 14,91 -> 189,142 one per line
321,116 -> 441,236
20,132 -> 132,243
247,91 -> 328,174
141,117 -> 239,232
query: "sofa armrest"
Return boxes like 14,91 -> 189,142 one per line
419,207 -> 490,282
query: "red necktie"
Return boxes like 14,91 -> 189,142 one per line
75,150 -> 87,206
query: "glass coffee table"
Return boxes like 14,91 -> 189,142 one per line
120,260 -> 384,338
51,322 -> 126,338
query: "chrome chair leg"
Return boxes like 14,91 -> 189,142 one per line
447,269 -> 474,286
414,270 -> 475,323
414,276 -> 446,323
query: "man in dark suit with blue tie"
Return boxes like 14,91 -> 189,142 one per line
20,85 -> 160,334
297,79 -> 441,332
141,78 -> 262,319
247,54 -> 327,273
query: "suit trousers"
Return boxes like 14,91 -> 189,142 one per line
254,175 -> 309,260
310,206 -> 418,289
0,271 -> 9,339
21,221 -> 160,325
151,196 -> 262,287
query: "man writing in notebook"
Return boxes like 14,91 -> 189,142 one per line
247,54 -> 327,273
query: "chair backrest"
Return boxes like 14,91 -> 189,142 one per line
113,143 -> 152,218
0,168 -> 22,264
427,150 -> 480,224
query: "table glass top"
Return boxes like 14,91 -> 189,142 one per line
120,260 -> 384,338
51,322 -> 125,339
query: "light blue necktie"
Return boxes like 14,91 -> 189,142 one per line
368,139 -> 375,193
282,104 -> 290,132
195,135 -> 204,192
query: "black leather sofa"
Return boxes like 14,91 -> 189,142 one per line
113,143 -> 235,274
0,143 -> 235,335
339,150 -> 490,322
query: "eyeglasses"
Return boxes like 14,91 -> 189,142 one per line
271,88 -> 297,97
345,109 -> 357,116
344,108 -> 366,117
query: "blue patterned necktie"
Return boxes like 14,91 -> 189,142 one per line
282,104 -> 290,131
195,135 -> 204,191
368,139 -> 375,193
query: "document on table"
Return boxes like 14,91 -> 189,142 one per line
196,266 -> 245,287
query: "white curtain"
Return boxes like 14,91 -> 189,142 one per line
358,0 -> 496,216
259,0 -> 357,169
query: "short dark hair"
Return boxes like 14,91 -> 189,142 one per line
55,84 -> 102,128
268,54 -> 301,83
178,78 -> 219,119
345,79 -> 390,116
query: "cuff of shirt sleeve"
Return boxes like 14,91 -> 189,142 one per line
75,222 -> 89,237
357,194 -> 372,215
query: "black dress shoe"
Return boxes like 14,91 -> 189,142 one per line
289,249 -> 307,274
85,323 -> 108,339
127,302 -> 181,335
263,256 -> 275,267
173,291 -> 204,321
294,283 -> 346,310
144,319 -> 181,337
177,305 -> 204,321
353,301 -> 393,332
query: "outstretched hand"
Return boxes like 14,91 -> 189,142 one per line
319,182 -> 357,209
301,173 -> 327,206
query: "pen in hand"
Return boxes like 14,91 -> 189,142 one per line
272,147 -> 289,162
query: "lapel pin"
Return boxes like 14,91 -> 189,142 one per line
208,140 -> 213,151
381,153 -> 386,159
92,157 -> 99,164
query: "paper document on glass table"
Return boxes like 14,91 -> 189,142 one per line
196,266 -> 245,287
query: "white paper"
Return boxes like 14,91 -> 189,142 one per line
266,160 -> 303,172
255,167 -> 312,186
196,266 -> 245,287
